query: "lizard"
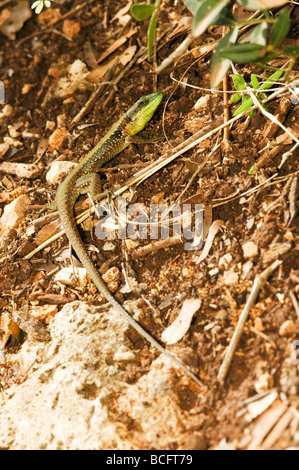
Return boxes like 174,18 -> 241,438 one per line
54,91 -> 205,388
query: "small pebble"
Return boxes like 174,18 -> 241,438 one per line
0,195 -> 30,231
181,432 -> 208,450
48,128 -> 68,152
102,267 -> 120,283
182,267 -> 195,278
223,270 -> 239,285
254,373 -> 273,393
219,253 -> 232,268
62,19 -> 81,38
46,161 -> 77,185
242,241 -> 258,258
279,320 -> 297,337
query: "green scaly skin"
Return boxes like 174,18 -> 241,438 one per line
55,92 -> 204,388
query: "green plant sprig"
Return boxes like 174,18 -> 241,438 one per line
130,0 -> 162,61
230,70 -> 284,117
129,1 -> 298,88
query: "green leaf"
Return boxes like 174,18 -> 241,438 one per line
232,74 -> 246,91
242,95 -> 251,104
219,43 -> 266,63
237,0 -> 288,10
192,0 -> 229,37
251,74 -> 259,89
248,164 -> 255,175
130,3 -> 157,21
259,70 -> 283,90
233,95 -> 253,116
257,50 -> 279,63
269,9 -> 290,47
182,0 -> 203,15
210,27 -> 238,88
283,45 -> 299,58
251,22 -> 267,46
230,93 -> 242,103
147,9 -> 158,61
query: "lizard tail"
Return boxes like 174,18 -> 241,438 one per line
58,198 -> 205,388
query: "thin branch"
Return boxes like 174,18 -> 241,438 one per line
289,290 -> 299,321
249,91 -> 299,146
156,33 -> 194,74
217,260 -> 282,383
69,59 -> 118,130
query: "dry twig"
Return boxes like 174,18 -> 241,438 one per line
69,59 -> 118,130
131,237 -> 182,260
217,260 -> 282,382
289,289 -> 299,321
288,176 -> 298,226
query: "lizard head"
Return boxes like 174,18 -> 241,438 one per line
126,92 -> 163,135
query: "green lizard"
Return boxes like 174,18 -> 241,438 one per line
55,92 -> 204,388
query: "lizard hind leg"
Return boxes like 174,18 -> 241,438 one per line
37,201 -> 58,216
75,172 -> 102,198
75,172 -> 112,207
75,172 -> 114,242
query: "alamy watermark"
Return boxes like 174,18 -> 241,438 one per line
94,196 -> 204,251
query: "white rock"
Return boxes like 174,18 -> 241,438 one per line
223,271 -> 239,285
46,161 -> 77,185
0,301 -> 198,449
242,260 -> 253,279
102,242 -> 115,251
0,104 -> 13,123
219,253 -> 233,268
242,241 -> 258,258
194,95 -> 210,111
113,345 -> 136,362
54,267 -> 88,287
246,217 -> 255,230
279,320 -> 297,337
254,373 -> 273,393
209,268 -> 219,277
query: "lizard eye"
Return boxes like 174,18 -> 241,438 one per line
139,99 -> 146,106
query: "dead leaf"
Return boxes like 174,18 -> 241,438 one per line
36,138 -> 49,160
0,311 -> 21,350
119,45 -> 137,66
0,142 -> 10,158
97,28 -> 138,64
36,220 -> 61,245
86,57 -> 119,84
111,1 -> 132,26
195,220 -> 223,264
11,309 -> 51,341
